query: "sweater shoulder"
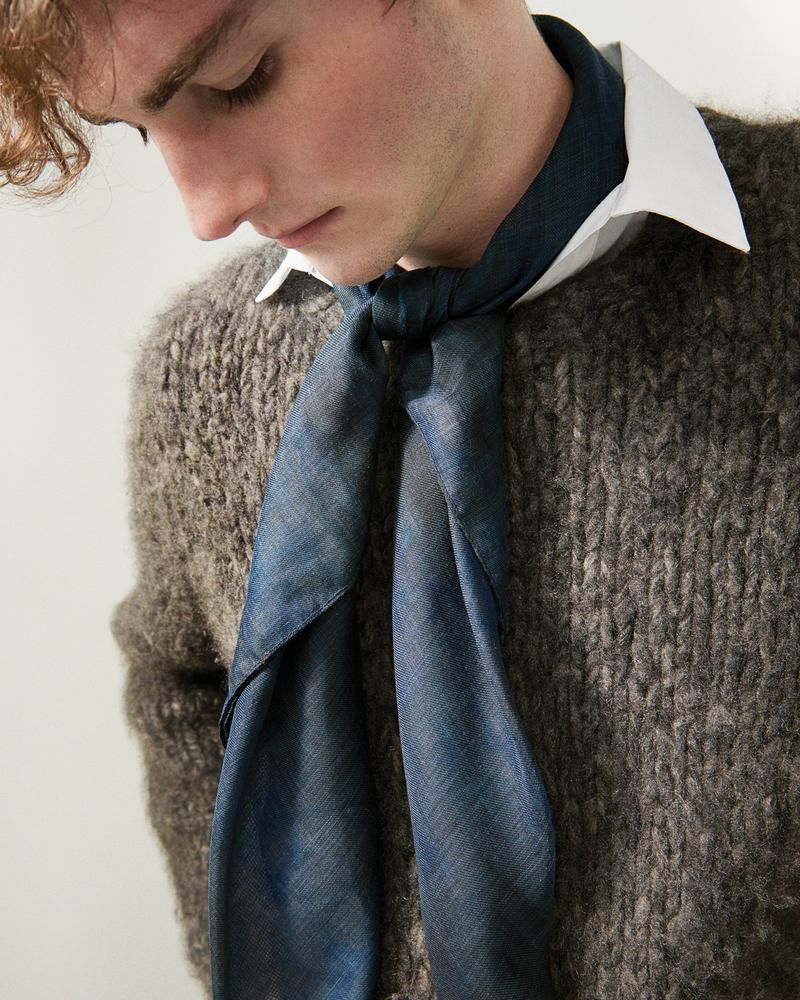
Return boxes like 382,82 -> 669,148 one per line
697,104 -> 800,242
697,102 -> 800,164
507,105 -> 800,373
122,244 -> 345,554
126,242 -> 344,478
132,242 -> 339,403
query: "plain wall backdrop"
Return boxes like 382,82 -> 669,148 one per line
1,2 -> 798,998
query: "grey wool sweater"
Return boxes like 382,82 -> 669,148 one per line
112,106 -> 800,1000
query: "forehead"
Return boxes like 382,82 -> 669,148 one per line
75,0 -> 232,52
69,0 -> 254,113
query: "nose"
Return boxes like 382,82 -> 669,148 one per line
156,127 -> 271,241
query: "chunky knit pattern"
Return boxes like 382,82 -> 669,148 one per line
112,106 -> 800,1000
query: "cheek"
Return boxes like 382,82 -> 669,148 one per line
278,28 -> 437,185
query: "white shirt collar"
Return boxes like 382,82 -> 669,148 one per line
255,37 -> 750,307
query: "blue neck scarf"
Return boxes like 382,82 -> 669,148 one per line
208,15 -> 627,999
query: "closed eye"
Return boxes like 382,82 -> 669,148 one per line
208,50 -> 276,111
78,49 -> 276,146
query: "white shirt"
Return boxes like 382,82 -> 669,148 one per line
255,38 -> 750,308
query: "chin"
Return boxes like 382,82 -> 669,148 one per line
306,242 -> 403,289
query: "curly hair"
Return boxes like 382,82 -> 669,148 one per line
0,0 -> 101,199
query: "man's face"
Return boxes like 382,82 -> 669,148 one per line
71,0 -> 484,285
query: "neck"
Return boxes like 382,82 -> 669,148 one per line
397,16 -> 574,272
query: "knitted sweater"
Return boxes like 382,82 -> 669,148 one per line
112,106 -> 800,1000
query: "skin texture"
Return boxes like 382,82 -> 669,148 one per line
70,0 -> 574,285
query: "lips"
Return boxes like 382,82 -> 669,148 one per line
259,208 -> 340,250
265,211 -> 329,241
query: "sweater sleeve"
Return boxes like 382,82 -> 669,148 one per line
111,314 -> 226,1000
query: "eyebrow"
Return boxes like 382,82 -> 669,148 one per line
78,0 -> 260,127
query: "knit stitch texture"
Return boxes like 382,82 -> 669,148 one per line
112,106 -> 800,999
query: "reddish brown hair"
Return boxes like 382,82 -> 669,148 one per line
0,0 -> 98,199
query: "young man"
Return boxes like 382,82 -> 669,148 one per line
3,2 -> 798,998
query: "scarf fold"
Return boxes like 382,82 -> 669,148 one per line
208,15 -> 628,999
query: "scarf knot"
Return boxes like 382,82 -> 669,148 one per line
370,267 -> 462,341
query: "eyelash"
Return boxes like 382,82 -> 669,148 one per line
211,51 -> 276,111
134,51 -> 275,146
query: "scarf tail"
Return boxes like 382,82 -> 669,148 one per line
208,596 -> 382,998
208,311 -> 389,998
392,324 -> 557,1000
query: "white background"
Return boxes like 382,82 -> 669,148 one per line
1,2 -> 798,998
